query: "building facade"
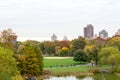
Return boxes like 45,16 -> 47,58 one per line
84,24 -> 94,39
63,36 -> 68,41
115,29 -> 120,36
99,30 -> 108,39
51,34 -> 57,42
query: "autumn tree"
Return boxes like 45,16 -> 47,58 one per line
84,45 -> 99,65
60,47 -> 70,56
0,28 -> 17,53
59,41 -> 71,48
0,28 -> 17,43
33,45 -> 43,75
55,46 -> 61,56
44,41 -> 56,56
18,45 -> 42,76
17,40 -> 43,76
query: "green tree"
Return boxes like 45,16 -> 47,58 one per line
71,38 -> 86,52
73,49 -> 87,63
99,47 -> 120,72
40,42 -> 46,54
107,36 -> 120,51
0,47 -> 19,80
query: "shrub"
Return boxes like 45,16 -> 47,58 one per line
44,70 -> 52,75
89,68 -> 100,74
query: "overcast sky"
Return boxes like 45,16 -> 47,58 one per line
0,0 -> 120,41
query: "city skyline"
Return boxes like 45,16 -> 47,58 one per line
0,0 -> 120,41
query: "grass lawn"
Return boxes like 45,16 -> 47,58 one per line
44,57 -> 80,68
44,65 -> 111,75
43,57 -> 111,75
45,66 -> 90,73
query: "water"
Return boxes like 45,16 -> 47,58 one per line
44,74 -> 120,80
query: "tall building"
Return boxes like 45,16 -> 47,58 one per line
51,34 -> 57,42
84,24 -> 94,39
63,36 -> 68,41
99,30 -> 108,39
115,29 -> 120,36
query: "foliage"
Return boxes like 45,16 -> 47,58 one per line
12,75 -> 23,80
59,41 -> 71,48
71,38 -> 86,52
33,45 -> 43,75
89,67 -> 100,74
55,46 -> 61,55
0,28 -> 17,44
44,41 -> 56,56
60,47 -> 70,56
107,36 -> 120,51
73,49 -> 87,63
18,45 -> 43,76
99,47 -> 120,72
40,42 -> 46,54
0,47 -> 18,80
17,44 -> 25,54
84,45 -> 99,65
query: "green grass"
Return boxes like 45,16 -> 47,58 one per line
45,65 -> 111,75
45,66 -> 90,73
43,57 -> 111,75
44,57 -> 79,68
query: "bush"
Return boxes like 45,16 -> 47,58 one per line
89,68 -> 100,74
116,68 -> 120,73
44,70 -> 52,75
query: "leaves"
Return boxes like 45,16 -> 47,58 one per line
0,47 -> 18,80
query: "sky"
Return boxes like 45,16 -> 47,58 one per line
0,0 -> 120,41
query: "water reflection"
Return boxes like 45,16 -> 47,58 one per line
45,74 -> 120,80
45,76 -> 77,80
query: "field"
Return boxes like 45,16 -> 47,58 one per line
44,57 -> 79,68
44,57 -> 111,75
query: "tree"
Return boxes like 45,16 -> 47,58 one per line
0,47 -> 19,80
73,49 -> 87,63
107,36 -> 120,51
18,45 -> 43,76
60,47 -> 70,56
40,42 -> 45,54
44,41 -> 56,56
71,38 -> 86,52
99,47 -> 120,72
33,45 -> 43,75
0,28 -> 17,44
59,41 -> 71,48
0,29 -> 17,54
55,46 -> 61,56
84,45 -> 99,65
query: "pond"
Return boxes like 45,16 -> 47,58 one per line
44,74 -> 120,80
